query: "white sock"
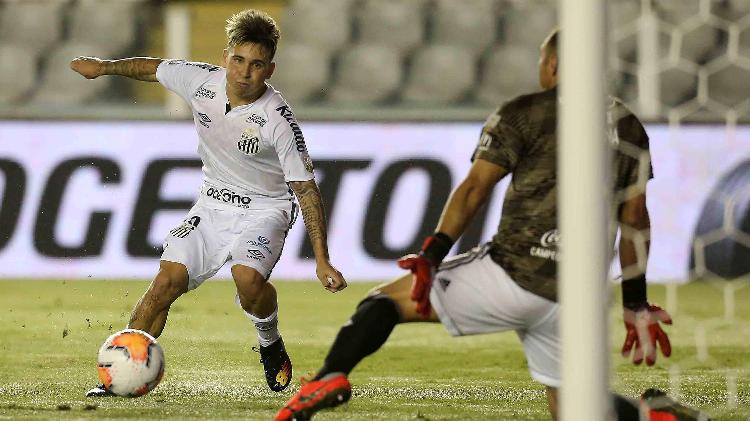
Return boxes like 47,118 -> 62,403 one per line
235,294 -> 280,347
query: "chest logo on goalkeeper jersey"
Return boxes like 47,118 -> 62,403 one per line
169,216 -> 200,238
238,128 -> 260,155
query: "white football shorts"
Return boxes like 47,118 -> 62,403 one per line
429,244 -> 561,388
161,184 -> 297,290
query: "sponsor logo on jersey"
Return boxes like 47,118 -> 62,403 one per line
195,87 -> 216,99
276,105 -> 315,172
246,113 -> 267,127
166,60 -> 221,72
204,187 -> 252,207
540,229 -> 559,247
275,105 -> 307,152
246,249 -> 265,260
258,236 -> 270,245
197,112 -> 212,128
530,229 -> 560,261
169,215 -> 200,238
238,128 -> 260,155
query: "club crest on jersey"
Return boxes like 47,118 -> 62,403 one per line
238,128 -> 260,155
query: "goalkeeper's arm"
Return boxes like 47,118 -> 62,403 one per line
70,56 -> 163,82
618,193 -> 650,309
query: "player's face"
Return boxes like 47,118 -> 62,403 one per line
538,44 -> 558,90
223,42 -> 276,102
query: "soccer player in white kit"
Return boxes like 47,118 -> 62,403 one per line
70,9 -> 347,395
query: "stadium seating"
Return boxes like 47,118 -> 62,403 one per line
658,66 -> 698,108
0,45 -> 37,103
356,0 -> 429,55
476,45 -> 540,106
1,0 -> 748,114
502,1 -> 557,51
282,0 -> 354,55
327,44 -> 402,105
707,64 -> 750,109
31,42 -> 111,105
271,44 -> 331,105
68,0 -> 142,56
431,0 -> 498,55
0,0 -> 68,53
401,45 -> 476,105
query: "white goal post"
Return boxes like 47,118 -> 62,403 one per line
559,0 -> 611,420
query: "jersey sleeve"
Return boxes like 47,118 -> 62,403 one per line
613,111 -> 653,195
155,60 -> 219,102
271,107 -> 315,182
472,102 -> 526,171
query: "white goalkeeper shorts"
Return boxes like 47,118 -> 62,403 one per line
429,244 -> 561,388
161,191 -> 297,290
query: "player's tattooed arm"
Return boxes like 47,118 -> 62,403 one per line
70,56 -> 163,82
289,180 -> 347,292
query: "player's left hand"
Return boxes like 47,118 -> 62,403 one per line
315,261 -> 347,293
622,304 -> 672,366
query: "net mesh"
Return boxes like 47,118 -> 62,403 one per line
609,0 -> 750,417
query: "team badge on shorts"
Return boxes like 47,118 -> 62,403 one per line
238,128 -> 260,155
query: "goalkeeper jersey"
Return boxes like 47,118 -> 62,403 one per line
473,87 -> 652,302
156,59 -> 314,200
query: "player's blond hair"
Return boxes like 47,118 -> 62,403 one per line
225,9 -> 280,59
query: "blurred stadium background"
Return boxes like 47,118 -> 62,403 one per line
0,0 -> 749,419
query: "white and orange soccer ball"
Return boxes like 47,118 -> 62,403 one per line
96,329 -> 165,397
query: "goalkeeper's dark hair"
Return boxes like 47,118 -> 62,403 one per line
225,9 -> 280,59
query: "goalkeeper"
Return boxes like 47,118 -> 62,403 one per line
276,29 -> 711,421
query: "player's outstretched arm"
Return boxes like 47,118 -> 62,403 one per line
289,179 -> 347,293
618,193 -> 672,366
70,56 -> 163,82
398,158 -> 508,317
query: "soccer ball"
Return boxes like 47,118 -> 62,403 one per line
96,329 -> 165,397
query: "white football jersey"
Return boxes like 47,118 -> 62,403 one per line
156,60 -> 315,200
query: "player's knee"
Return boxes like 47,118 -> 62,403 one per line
354,293 -> 402,324
236,289 -> 261,311
152,266 -> 188,302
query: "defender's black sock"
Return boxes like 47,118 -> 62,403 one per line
315,295 -> 400,379
613,393 -> 640,421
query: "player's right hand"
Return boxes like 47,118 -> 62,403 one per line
622,304 -> 672,366
70,56 -> 106,79
397,254 -> 434,318
315,261 -> 347,293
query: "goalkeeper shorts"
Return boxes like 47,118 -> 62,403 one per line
429,244 -> 560,388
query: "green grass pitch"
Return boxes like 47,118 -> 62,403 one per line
0,280 -> 748,420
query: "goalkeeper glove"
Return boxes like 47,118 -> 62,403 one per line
397,233 -> 453,318
621,275 -> 672,365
